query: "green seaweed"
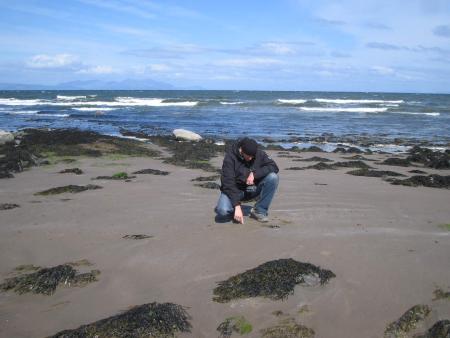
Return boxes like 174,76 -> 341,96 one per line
260,317 -> 315,338
384,304 -> 431,338
0,264 -> 99,295
438,224 -> 450,231
35,184 -> 102,195
48,302 -> 191,338
217,316 -> 253,337
213,258 -> 335,303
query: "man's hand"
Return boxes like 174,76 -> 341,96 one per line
246,171 -> 254,185
234,205 -> 244,224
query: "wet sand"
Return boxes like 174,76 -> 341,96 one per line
0,148 -> 449,337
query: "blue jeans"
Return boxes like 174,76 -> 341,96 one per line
215,172 -> 279,218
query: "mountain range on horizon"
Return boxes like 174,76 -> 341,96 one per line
0,78 -> 203,90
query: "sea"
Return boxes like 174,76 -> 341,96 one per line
1,90 -> 449,151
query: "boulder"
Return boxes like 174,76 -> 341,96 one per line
172,129 -> 202,141
0,130 -> 14,145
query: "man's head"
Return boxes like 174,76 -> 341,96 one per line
239,137 -> 258,161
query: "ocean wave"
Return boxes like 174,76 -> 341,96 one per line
57,95 -> 87,101
72,107 -> 117,111
277,99 -> 307,104
220,101 -> 245,105
314,98 -> 404,104
8,111 -> 69,117
0,98 -> 48,106
37,113 -> 70,117
298,107 -> 388,113
114,97 -> 198,107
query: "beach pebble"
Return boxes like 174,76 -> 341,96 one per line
173,129 -> 202,141
0,130 -> 14,145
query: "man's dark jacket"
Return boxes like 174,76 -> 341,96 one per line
220,140 -> 279,207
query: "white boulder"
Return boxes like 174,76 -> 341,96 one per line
0,130 -> 14,145
173,129 -> 202,141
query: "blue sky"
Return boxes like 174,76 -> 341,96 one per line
0,0 -> 449,92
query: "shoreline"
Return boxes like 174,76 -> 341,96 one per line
0,128 -> 449,337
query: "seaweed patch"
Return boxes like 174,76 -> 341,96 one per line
213,258 -> 335,303
191,175 -> 220,182
133,168 -> 170,175
416,320 -> 450,338
0,203 -> 20,210
260,317 -> 315,338
384,304 -> 431,338
35,184 -> 102,195
346,169 -> 406,177
48,302 -> 191,338
388,175 -> 450,189
59,168 -> 83,175
123,234 -> 154,240
0,264 -> 100,295
217,316 -> 253,337
194,182 -> 221,189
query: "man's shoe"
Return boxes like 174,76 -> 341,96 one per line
250,208 -> 269,223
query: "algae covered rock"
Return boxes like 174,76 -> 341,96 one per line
407,146 -> 450,169
384,304 -> 431,338
35,184 -> 102,195
0,264 -> 100,295
48,302 -> 191,338
213,258 -> 335,303
260,317 -> 315,338
217,316 -> 253,337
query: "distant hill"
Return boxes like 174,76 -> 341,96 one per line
0,78 -> 178,90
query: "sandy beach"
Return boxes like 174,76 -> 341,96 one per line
0,134 -> 449,338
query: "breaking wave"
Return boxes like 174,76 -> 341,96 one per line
298,107 -> 388,113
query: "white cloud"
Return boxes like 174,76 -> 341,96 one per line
147,64 -> 171,72
259,42 -> 298,55
27,54 -> 79,69
78,65 -> 115,74
371,65 -> 395,75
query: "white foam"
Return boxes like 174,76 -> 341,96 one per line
395,112 -> 440,116
380,104 -> 399,107
277,99 -> 307,104
314,98 -> 404,104
72,107 -> 117,111
114,97 -> 198,107
0,98 -> 48,106
298,107 -> 388,113
220,101 -> 245,105
8,110 -> 39,115
57,95 -> 87,101
37,113 -> 70,117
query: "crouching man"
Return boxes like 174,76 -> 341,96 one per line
215,137 -> 279,223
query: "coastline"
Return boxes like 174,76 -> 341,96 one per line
0,128 -> 449,337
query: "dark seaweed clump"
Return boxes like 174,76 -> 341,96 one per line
94,172 -> 135,180
409,169 -> 427,174
260,318 -> 315,338
0,203 -> 20,210
388,175 -> 450,189
35,184 -> 102,195
123,234 -> 153,240
217,316 -> 253,337
293,156 -> 333,162
346,168 -> 406,177
194,182 -> 221,189
48,302 -> 191,338
380,157 -> 412,167
286,160 -> 370,171
21,128 -> 160,158
417,320 -> 450,338
148,135 -> 224,172
213,258 -> 335,303
59,168 -> 83,175
191,174 -> 220,182
407,146 -> 450,169
384,304 -> 431,338
0,264 -> 99,295
132,168 -> 170,175
332,160 -> 371,169
0,141 -> 43,178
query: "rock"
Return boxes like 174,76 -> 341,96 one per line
0,130 -> 14,145
417,320 -> 450,338
384,304 -> 431,338
173,129 -> 202,141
